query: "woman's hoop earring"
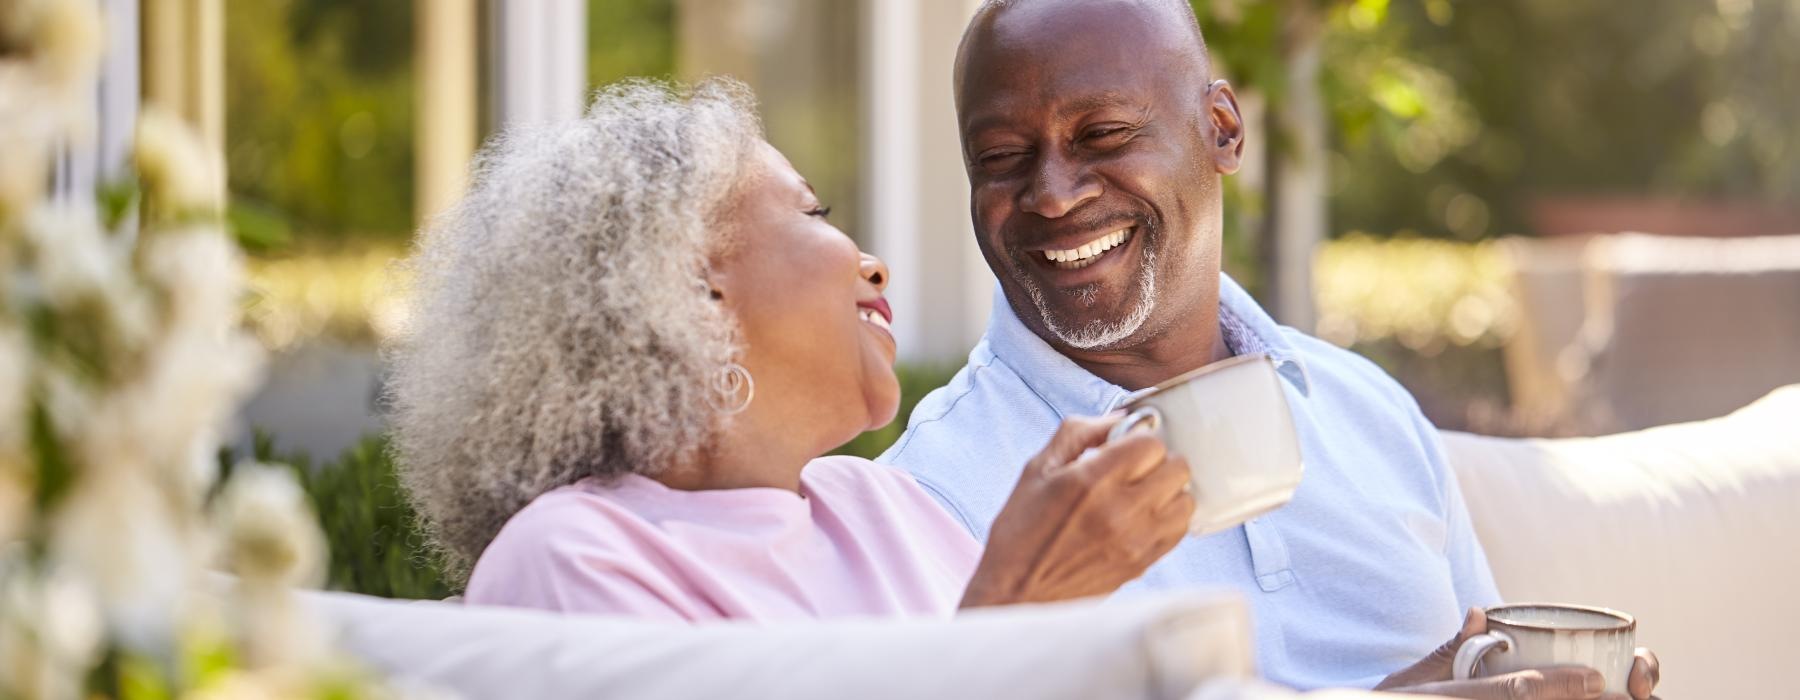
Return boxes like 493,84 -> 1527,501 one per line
712,362 -> 755,415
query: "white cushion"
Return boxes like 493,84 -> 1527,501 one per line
304,589 -> 1254,700
1185,680 -> 1429,699
1442,385 -> 1800,699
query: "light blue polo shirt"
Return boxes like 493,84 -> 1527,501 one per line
879,274 -> 1500,690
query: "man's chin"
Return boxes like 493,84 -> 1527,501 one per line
1031,291 -> 1156,351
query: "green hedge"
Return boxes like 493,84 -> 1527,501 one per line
237,432 -> 453,600
248,364 -> 960,599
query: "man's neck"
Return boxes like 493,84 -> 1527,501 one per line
1057,293 -> 1230,391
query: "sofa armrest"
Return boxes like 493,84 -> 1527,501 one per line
1440,384 -> 1800,699
303,590 -> 1254,700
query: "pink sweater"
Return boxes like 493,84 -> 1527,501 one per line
464,456 -> 982,622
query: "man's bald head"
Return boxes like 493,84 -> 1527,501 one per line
956,0 -> 1211,108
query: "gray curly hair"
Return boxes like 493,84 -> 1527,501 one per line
386,79 -> 764,578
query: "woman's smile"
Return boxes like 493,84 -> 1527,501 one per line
857,297 -> 895,347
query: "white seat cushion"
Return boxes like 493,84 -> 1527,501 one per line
304,589 -> 1254,700
1442,385 -> 1800,698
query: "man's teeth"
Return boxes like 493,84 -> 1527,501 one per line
1042,228 -> 1131,266
859,308 -> 892,331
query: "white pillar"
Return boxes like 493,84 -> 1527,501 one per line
55,0 -> 137,209
863,0 -> 989,362
1267,1 -> 1326,330
143,0 -> 225,205
491,0 -> 588,130
865,0 -> 924,357
415,0 -> 477,223
96,0 -> 139,184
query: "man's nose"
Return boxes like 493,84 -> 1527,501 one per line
1019,154 -> 1101,219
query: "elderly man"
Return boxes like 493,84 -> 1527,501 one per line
880,1 -> 1659,697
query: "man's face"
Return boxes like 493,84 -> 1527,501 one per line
957,1 -> 1240,351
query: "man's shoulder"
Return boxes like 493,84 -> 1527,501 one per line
883,347 -> 1036,463
1277,326 -> 1455,501
1278,326 -> 1420,415
878,347 -> 1065,533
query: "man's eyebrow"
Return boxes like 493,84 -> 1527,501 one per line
1057,92 -> 1138,119
961,93 -> 1141,140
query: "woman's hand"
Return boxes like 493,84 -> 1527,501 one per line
960,414 -> 1196,608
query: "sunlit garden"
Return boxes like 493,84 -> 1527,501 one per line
5,0 -> 1798,697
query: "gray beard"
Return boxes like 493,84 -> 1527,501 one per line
1018,248 -> 1159,351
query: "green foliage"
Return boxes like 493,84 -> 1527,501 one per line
224,0 -> 682,249
589,0 -> 678,86
226,200 -> 295,254
1195,0 -> 1800,241
225,0 -> 417,244
1347,0 -> 1800,237
242,432 -> 452,601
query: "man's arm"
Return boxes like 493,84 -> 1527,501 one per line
1376,401 -> 1660,699
1407,403 -> 1501,610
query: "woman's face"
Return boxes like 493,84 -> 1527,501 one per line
709,142 -> 899,452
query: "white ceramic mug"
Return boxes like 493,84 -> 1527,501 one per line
1453,604 -> 1637,695
1105,353 -> 1304,536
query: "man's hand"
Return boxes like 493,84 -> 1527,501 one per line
1375,608 -> 1661,700
960,414 -> 1196,608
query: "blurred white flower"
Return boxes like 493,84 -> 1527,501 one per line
0,8 -> 399,694
215,464 -> 330,669
38,567 -> 103,663
0,101 -> 60,215
135,109 -> 223,215
215,464 -> 325,588
4,0 -> 103,95
0,555 -> 103,700
0,328 -> 27,544
21,205 -> 114,302
0,0 -> 101,216
232,586 -> 330,671
49,470 -> 199,652
188,671 -> 284,700
78,326 -> 263,497
143,225 -> 250,335
0,477 -> 24,547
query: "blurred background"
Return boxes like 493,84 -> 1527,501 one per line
89,0 -> 1800,597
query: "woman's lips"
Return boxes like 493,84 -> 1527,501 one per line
857,297 -> 893,326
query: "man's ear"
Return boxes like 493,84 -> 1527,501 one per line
1207,80 -> 1246,175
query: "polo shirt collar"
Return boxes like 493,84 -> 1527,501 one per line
983,272 -> 1312,420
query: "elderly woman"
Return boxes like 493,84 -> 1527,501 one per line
387,80 -> 1195,622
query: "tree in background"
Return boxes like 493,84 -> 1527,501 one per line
225,0 -> 415,245
1194,0 -> 1476,321
1193,0 -> 1800,317
226,0 -> 678,248
1336,0 -> 1800,238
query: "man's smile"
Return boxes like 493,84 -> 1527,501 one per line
1019,223 -> 1148,289
1038,227 -> 1133,270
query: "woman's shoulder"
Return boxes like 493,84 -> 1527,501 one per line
478,480 -> 638,560
803,454 -> 917,491
464,478 -> 696,617
802,455 -> 959,520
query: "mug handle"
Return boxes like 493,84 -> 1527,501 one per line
1452,630 -> 1514,681
1108,406 -> 1164,442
